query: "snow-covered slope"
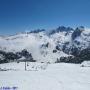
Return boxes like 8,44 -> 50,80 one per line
0,26 -> 90,63
0,30 -> 68,63
0,62 -> 90,90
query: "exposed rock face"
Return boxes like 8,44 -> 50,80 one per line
72,26 -> 84,40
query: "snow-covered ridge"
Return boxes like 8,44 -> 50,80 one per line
0,26 -> 90,63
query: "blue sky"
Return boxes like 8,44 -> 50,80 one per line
0,0 -> 90,35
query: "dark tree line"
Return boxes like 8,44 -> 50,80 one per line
55,48 -> 90,64
0,49 -> 35,64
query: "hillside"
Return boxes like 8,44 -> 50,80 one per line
0,26 -> 90,63
0,62 -> 90,90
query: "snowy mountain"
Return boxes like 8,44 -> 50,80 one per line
0,26 -> 90,63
